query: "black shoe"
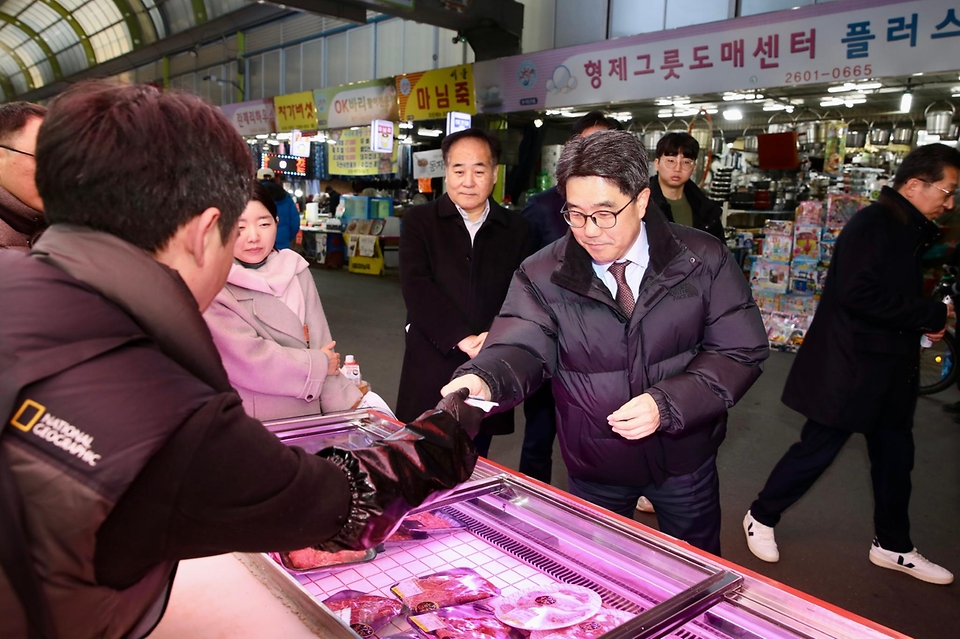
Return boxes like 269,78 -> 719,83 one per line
943,401 -> 960,414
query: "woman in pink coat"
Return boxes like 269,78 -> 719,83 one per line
204,183 -> 390,421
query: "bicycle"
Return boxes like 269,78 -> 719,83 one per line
918,265 -> 958,395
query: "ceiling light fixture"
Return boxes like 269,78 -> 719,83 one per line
417,128 -> 443,137
723,108 -> 743,121
900,89 -> 913,113
533,118 -> 543,128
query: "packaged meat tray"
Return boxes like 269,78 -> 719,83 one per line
276,546 -> 378,573
322,589 -> 404,637
491,584 -> 602,631
383,526 -> 430,545
530,607 -> 634,638
401,510 -> 465,535
409,602 -> 525,639
391,567 -> 500,613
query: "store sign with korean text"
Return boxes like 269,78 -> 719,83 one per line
314,79 -> 399,129
396,64 -> 476,121
221,99 -> 276,136
472,0 -> 960,113
412,149 -> 445,179
274,91 -> 318,132
328,127 -> 399,176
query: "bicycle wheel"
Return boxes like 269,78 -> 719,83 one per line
918,330 -> 959,395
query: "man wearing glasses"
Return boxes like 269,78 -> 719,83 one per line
744,143 -> 960,585
0,102 -> 46,250
649,132 -> 725,241
443,130 -> 768,555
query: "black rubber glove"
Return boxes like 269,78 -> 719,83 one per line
313,408 -> 478,552
434,387 -> 486,440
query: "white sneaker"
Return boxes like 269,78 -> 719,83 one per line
743,511 -> 779,562
869,539 -> 954,585
636,496 -> 655,513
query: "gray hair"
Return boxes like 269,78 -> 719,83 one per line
556,130 -> 649,199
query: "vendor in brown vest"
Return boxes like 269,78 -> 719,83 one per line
0,101 -> 46,250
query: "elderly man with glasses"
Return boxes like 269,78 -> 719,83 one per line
744,143 -> 960,585
443,130 -> 768,555
649,132 -> 725,242
0,101 -> 46,250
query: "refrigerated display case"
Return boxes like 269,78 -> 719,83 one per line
235,410 -> 906,639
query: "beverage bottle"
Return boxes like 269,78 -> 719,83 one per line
342,355 -> 362,387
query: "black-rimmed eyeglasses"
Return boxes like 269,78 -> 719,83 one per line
562,195 -> 637,229
0,144 -> 34,158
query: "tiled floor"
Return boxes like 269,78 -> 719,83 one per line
283,528 -> 563,636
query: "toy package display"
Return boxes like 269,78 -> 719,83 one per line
780,294 -> 819,315
761,220 -> 794,263
820,227 -> 841,265
788,257 -> 822,296
753,290 -> 782,313
792,225 -> 821,260
795,200 -> 823,227
761,311 -> 813,352
826,193 -> 868,229
751,259 -> 791,293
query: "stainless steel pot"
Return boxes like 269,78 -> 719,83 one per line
845,118 -> 868,148
890,117 -> 915,146
867,121 -> 891,146
925,101 -> 956,136
767,112 -> 795,134
793,109 -> 824,145
741,128 -> 762,153
943,123 -> 960,141
641,121 -> 667,154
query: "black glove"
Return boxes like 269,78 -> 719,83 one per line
314,410 -> 478,552
433,387 -> 486,440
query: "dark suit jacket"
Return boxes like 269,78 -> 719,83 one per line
521,186 -> 568,251
782,187 -> 946,433
396,194 -> 532,435
649,178 -> 725,242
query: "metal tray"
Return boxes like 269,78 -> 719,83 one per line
274,546 -> 379,575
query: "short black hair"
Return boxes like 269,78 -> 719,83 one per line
571,110 -> 622,136
251,182 -> 279,220
893,143 -> 960,189
441,128 -> 502,165
37,82 -> 253,253
655,132 -> 700,160
556,130 -> 649,200
0,101 -> 46,143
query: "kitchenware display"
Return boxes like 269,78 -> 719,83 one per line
925,101 -> 956,136
844,118 -> 868,149
641,121 -> 667,155
890,117 -> 915,146
867,121 -> 891,146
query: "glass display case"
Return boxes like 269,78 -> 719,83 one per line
238,411 -> 903,639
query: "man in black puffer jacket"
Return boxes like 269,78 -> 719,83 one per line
444,131 -> 768,555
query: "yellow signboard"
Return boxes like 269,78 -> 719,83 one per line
273,91 -> 318,132
328,127 -> 399,176
396,64 -> 475,121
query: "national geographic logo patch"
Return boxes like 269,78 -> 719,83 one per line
9,400 -> 102,467
10,399 -> 45,432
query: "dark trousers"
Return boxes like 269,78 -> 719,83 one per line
519,382 -> 557,484
750,419 -> 915,553
568,455 -> 722,556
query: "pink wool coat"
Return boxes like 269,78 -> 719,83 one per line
204,260 -> 362,421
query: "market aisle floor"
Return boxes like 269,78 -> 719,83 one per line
313,265 -> 960,639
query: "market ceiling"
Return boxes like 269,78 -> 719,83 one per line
0,0 -> 288,101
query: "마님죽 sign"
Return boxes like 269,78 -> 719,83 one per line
397,64 -> 476,121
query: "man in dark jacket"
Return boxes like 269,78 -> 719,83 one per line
518,111 -> 621,485
443,130 -> 768,555
0,101 -> 47,250
257,167 -> 300,250
0,83 -> 480,639
397,128 -> 531,457
648,132 -> 725,242
744,144 -> 960,586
